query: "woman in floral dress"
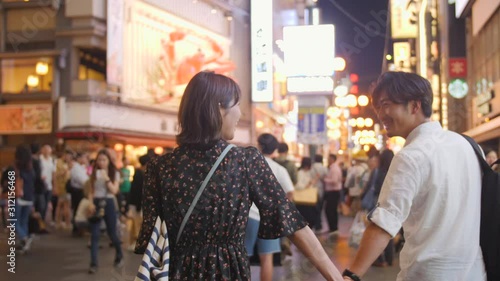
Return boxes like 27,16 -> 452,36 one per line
135,71 -> 343,281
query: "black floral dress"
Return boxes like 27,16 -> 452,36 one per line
135,139 -> 307,280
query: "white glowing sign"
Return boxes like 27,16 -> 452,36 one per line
283,25 -> 335,77
455,0 -> 471,18
251,0 -> 273,102
287,76 -> 334,94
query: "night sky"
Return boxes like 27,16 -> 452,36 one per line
318,0 -> 389,92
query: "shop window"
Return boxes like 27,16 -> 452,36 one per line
5,7 -> 56,52
1,57 -> 53,94
78,48 -> 106,81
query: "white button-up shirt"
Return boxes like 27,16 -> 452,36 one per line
369,121 -> 486,281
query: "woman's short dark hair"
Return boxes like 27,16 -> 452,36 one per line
372,71 -> 433,118
176,71 -> 241,146
277,143 -> 289,153
300,157 -> 312,170
257,133 -> 278,155
15,144 -> 32,171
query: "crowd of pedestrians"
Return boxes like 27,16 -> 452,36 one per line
1,71 -> 497,281
0,142 -> 155,273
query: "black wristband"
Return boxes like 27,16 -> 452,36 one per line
342,269 -> 361,281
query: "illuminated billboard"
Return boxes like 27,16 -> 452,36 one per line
283,24 -> 335,77
122,0 -> 233,110
251,0 -> 273,102
390,0 -> 418,39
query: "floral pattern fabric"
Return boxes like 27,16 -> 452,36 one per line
135,139 -> 307,280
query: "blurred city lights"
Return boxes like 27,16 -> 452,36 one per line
334,85 -> 348,97
333,57 -> 346,71
356,117 -> 365,128
358,95 -> 369,106
365,118 -> 374,127
346,94 -> 357,107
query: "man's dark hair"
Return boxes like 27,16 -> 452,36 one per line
30,143 -> 40,154
314,154 -> 323,163
372,71 -> 433,118
257,133 -> 279,155
16,145 -> 33,170
329,154 -> 337,162
277,143 -> 289,153
177,71 -> 241,146
138,154 -> 150,166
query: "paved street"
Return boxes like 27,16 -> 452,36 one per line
0,215 -> 399,281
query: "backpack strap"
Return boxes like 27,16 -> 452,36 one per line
462,134 -> 492,171
461,134 -> 491,172
176,144 -> 235,244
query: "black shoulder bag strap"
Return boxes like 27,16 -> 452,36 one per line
461,134 -> 491,171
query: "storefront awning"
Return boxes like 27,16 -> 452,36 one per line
463,116 -> 500,143
56,127 -> 176,148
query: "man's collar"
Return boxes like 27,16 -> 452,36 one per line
405,121 -> 442,147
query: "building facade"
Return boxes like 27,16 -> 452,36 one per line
460,0 -> 500,153
0,0 -> 252,167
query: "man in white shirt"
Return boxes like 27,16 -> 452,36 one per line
39,144 -> 56,221
70,152 -> 90,235
343,72 -> 485,281
323,154 -> 342,234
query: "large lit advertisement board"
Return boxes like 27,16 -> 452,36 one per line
390,0 -> 418,39
283,25 -> 335,77
251,0 -> 273,102
123,0 -> 234,110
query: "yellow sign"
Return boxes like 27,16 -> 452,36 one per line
391,0 -> 418,39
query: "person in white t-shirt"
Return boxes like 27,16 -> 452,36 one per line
87,149 -> 123,274
342,72 -> 485,281
39,144 -> 56,221
245,133 -> 294,281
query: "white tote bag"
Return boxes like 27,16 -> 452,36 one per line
348,211 -> 367,248
135,217 -> 170,281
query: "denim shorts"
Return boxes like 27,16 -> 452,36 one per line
245,218 -> 281,256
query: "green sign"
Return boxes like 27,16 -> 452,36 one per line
448,79 -> 468,99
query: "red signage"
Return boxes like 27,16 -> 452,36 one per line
449,58 -> 467,78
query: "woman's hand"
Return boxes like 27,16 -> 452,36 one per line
102,174 -> 110,182
87,203 -> 96,216
289,226 -> 344,281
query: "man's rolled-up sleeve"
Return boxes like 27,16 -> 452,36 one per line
368,152 -> 420,237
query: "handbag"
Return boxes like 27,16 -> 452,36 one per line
349,169 -> 368,197
348,211 -> 367,248
293,187 -> 318,206
135,144 -> 234,281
